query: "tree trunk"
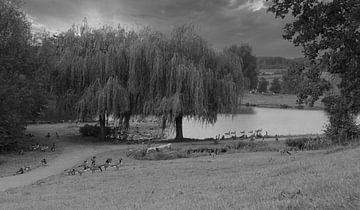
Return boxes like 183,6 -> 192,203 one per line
123,112 -> 131,131
161,117 -> 167,133
99,114 -> 106,141
175,115 -> 183,140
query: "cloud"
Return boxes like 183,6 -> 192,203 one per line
22,0 -> 302,58
236,0 -> 267,12
26,14 -> 46,33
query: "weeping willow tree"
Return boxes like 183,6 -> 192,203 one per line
51,20 -> 135,140
51,21 -> 244,140
142,25 -> 245,139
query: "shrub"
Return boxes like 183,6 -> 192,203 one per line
280,104 -> 289,109
285,137 -> 332,150
297,105 -> 304,109
79,124 -> 111,138
285,138 -> 308,150
126,148 -> 188,160
303,137 -> 331,150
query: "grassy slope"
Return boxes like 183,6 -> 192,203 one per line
1,144 -> 359,209
242,93 -> 324,109
0,124 -> 73,178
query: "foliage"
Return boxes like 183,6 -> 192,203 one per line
79,124 -> 111,138
322,96 -> 360,143
0,0 -> 47,144
257,77 -> 268,93
281,64 -> 305,94
268,0 -> 360,139
227,44 -> 258,90
269,78 -> 281,94
126,147 -> 188,160
51,23 -> 244,140
285,137 -> 332,150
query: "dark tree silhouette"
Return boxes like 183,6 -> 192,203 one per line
227,45 -> 258,90
269,78 -> 281,94
268,0 -> 360,141
257,78 -> 269,93
0,0 -> 47,148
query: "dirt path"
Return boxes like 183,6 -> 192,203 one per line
0,141 -> 132,192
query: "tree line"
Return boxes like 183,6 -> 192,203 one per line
0,1 -> 259,144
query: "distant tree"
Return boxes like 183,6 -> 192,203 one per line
257,78 -> 269,93
227,45 -> 258,90
268,0 -> 360,141
0,0 -> 47,147
281,64 -> 305,94
269,78 -> 281,94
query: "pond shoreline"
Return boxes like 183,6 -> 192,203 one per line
240,103 -> 324,111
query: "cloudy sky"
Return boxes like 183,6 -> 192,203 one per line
23,0 -> 303,58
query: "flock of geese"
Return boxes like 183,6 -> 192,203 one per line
215,129 -> 272,140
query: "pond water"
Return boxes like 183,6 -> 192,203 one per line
178,107 -> 329,139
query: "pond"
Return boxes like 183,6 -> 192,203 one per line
177,107 -> 330,139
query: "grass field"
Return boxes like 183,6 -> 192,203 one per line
0,124 -> 69,178
1,141 -> 360,209
242,93 -> 324,109
1,123 -> 359,209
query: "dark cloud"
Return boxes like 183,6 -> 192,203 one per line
23,0 -> 302,58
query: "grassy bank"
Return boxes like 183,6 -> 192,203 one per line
1,143 -> 359,209
242,93 -> 324,110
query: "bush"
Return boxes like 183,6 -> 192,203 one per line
280,104 -> 289,109
79,124 -> 111,138
285,137 -> 331,150
297,105 -> 304,109
126,148 -> 148,159
126,148 -> 188,160
285,138 -> 308,150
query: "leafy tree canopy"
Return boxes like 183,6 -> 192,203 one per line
257,78 -> 269,93
268,0 -> 360,140
0,0 -> 47,145
51,23 -> 244,140
226,45 -> 258,90
269,78 -> 281,94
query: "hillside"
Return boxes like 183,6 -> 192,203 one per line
257,56 -> 310,70
1,139 -> 359,209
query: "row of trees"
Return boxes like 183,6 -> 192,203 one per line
257,64 -> 309,95
0,1 -> 263,143
257,78 -> 281,94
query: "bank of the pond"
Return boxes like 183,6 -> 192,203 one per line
240,103 -> 324,110
242,93 -> 325,110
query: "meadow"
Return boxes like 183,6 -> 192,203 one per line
0,123 -> 359,209
242,93 -> 324,109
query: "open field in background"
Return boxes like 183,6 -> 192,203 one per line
242,93 -> 325,109
259,68 -> 287,75
260,74 -> 283,84
258,68 -> 285,84
1,142 -> 360,209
